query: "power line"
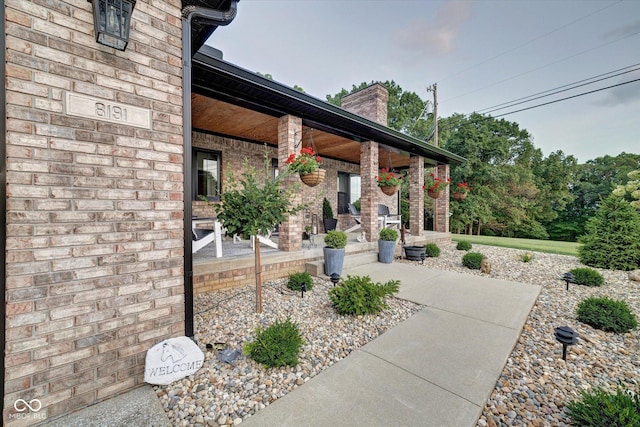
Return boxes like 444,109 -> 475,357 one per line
435,0 -> 623,85
441,29 -> 639,105
491,78 -> 640,118
479,65 -> 640,115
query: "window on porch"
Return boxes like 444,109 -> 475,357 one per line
193,149 -> 221,201
337,172 -> 361,214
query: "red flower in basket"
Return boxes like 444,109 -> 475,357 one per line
286,147 -> 321,175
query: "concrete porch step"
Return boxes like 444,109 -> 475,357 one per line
306,251 -> 379,278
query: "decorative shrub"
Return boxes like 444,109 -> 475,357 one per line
569,267 -> 604,287
322,197 -> 334,219
462,252 -> 484,269
578,194 -> 640,271
379,228 -> 399,241
287,271 -> 313,292
577,297 -> 638,333
456,240 -> 472,251
519,252 -> 534,263
424,243 -> 441,258
328,275 -> 400,316
566,386 -> 640,427
244,317 -> 304,368
324,230 -> 347,249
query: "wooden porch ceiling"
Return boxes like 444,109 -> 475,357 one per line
192,94 -> 413,168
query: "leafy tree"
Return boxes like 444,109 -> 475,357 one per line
578,194 -> 640,271
215,151 -> 305,312
613,169 -> 640,209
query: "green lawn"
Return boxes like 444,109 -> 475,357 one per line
451,235 -> 580,256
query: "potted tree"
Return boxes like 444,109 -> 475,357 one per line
324,230 -> 347,276
378,228 -> 398,263
322,197 -> 337,232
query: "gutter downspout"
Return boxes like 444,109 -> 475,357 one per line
1,2 -> 6,413
182,2 -> 238,337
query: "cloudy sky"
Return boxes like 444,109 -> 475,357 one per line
207,0 -> 640,163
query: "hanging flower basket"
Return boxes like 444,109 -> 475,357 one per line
380,185 -> 399,196
453,192 -> 467,200
427,189 -> 442,199
300,168 -> 325,187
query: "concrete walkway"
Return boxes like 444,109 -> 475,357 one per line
45,262 -> 540,427
242,263 -> 541,427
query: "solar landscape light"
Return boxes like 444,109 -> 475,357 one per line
330,273 -> 340,287
301,283 -> 306,298
554,326 -> 578,361
420,252 -> 426,265
562,272 -> 575,291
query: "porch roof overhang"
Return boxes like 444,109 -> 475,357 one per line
191,45 -> 466,168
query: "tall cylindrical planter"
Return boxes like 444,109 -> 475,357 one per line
324,247 -> 345,276
378,240 -> 396,263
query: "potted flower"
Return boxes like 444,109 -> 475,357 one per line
322,197 -> 337,232
424,173 -> 450,199
324,230 -> 348,276
285,147 -> 325,187
452,182 -> 471,200
378,228 -> 398,263
377,168 -> 404,196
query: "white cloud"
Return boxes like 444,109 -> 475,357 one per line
392,1 -> 472,56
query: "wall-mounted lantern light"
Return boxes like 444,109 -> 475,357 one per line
89,0 -> 136,51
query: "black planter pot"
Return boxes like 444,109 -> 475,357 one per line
323,218 -> 338,232
404,245 -> 425,261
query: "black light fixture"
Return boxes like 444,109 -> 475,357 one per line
300,283 -> 306,298
554,326 -> 578,360
89,0 -> 136,51
330,273 -> 340,287
562,272 -> 575,291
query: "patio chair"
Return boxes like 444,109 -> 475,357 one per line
344,203 -> 363,233
378,204 -> 402,229
192,228 -> 216,253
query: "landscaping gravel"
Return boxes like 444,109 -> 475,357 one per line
405,243 -> 639,427
156,242 -> 640,426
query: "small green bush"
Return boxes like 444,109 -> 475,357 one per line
328,275 -> 400,316
244,317 -> 304,368
456,240 -> 472,251
462,252 -> 484,269
379,228 -> 399,241
322,197 -> 334,219
570,267 -> 604,287
519,252 -> 534,263
577,296 -> 638,333
566,386 -> 640,427
287,271 -> 313,292
324,230 -> 347,249
424,243 -> 441,257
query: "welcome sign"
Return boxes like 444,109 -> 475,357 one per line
144,337 -> 205,385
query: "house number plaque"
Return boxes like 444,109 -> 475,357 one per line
65,92 -> 151,129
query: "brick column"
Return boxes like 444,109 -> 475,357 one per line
434,164 -> 450,232
278,115 -> 303,251
360,141 -> 379,241
409,155 -> 425,236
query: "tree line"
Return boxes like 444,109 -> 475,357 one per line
327,81 -> 640,242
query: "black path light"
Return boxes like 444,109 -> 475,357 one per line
89,0 -> 137,51
330,273 -> 340,287
562,272 -> 575,291
300,283 -> 306,298
420,252 -> 426,265
554,326 -> 579,360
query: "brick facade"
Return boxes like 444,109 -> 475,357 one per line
341,83 -> 389,126
434,164 -> 450,232
409,155 -> 425,236
3,1 -> 184,423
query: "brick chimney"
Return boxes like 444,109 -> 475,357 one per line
341,83 -> 389,126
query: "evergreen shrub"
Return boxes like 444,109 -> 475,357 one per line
244,317 -> 304,368
577,296 -> 638,333
379,228 -> 399,241
566,386 -> 640,427
462,252 -> 484,270
569,267 -> 604,287
456,240 -> 472,251
424,243 -> 441,257
328,275 -> 400,316
324,230 -> 348,249
578,195 -> 640,271
287,271 -> 313,292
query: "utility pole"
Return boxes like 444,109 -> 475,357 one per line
427,83 -> 438,147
